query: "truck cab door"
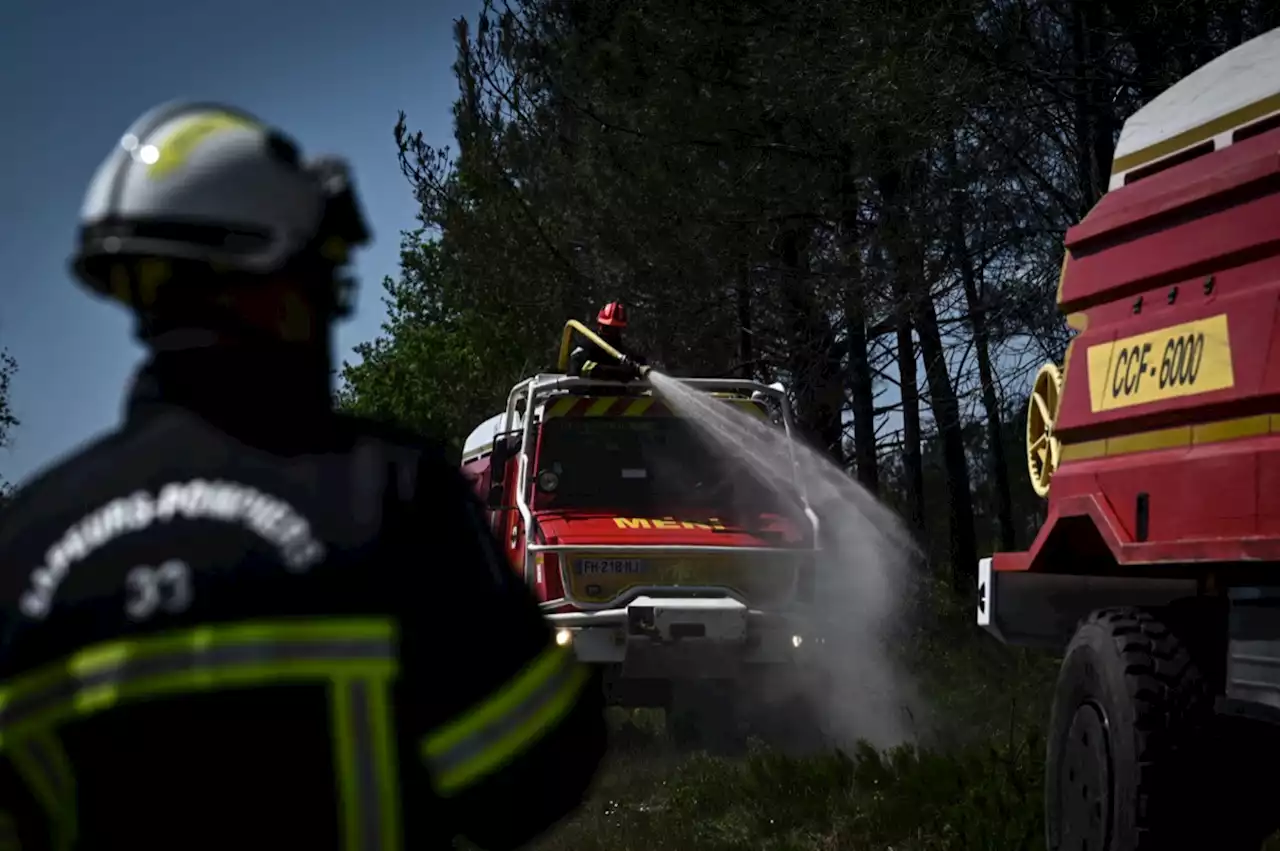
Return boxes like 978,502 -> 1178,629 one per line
486,432 -> 530,581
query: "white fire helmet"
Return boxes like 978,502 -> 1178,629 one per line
70,100 -> 371,319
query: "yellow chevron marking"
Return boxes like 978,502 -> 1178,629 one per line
584,397 -> 618,416
545,397 -> 578,418
624,398 -> 655,416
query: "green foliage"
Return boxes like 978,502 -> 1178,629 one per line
903,576 -> 1042,716
0,349 -> 16,438
0,348 -> 18,496
337,233 -> 544,455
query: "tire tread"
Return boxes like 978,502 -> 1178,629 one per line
1074,607 -> 1209,849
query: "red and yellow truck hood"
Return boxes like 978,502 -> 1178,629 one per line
535,510 -> 811,606
535,510 -> 807,547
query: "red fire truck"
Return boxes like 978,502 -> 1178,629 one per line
978,26 -> 1280,851
461,341 -> 825,748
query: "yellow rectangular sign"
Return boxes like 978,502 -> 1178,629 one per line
1087,314 -> 1234,412
613,517 -> 727,531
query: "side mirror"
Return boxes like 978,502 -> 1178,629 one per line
490,440 -> 509,472
485,432 -> 523,509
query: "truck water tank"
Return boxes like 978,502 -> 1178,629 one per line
462,411 -> 525,461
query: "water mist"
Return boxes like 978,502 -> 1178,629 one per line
647,371 -> 923,750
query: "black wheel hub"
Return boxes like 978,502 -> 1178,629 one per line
1058,701 -> 1112,851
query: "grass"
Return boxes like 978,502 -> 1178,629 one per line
524,578 -> 1056,851
529,732 -> 1046,851
516,578 -> 1280,850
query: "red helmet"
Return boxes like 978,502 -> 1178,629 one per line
597,301 -> 627,328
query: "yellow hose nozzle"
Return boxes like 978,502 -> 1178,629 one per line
557,319 -> 632,372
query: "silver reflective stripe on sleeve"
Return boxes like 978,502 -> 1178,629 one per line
422,644 -> 589,796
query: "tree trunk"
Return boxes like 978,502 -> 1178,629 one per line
779,227 -> 844,462
895,316 -> 925,537
815,353 -> 845,464
948,138 -> 1014,550
1258,0 -> 1280,33
737,258 -> 754,379
912,272 -> 981,592
875,165 -> 926,534
878,167 -> 925,535
846,277 -> 879,493
1070,0 -> 1116,209
881,149 -> 977,589
840,162 -> 877,490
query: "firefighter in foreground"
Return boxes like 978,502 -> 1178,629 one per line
567,301 -> 648,380
0,101 -> 606,850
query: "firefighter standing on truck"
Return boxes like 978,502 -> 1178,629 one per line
0,101 -> 606,851
568,301 -> 648,380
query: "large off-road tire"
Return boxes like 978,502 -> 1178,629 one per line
1046,607 -> 1212,851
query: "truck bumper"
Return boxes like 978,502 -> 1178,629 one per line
546,595 -> 819,677
977,556 -> 1196,650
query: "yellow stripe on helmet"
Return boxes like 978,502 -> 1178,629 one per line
147,112 -> 260,180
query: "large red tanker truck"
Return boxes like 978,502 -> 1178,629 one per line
978,26 -> 1280,851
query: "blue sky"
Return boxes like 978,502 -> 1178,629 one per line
0,0 -> 477,486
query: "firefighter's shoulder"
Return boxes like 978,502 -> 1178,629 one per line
0,418 -> 161,669
0,420 -> 141,555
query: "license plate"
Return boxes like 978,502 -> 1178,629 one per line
575,558 -> 650,576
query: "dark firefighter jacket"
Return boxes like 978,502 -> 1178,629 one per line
0,342 -> 606,851
567,337 -> 648,381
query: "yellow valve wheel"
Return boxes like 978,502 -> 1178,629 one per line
1027,362 -> 1064,498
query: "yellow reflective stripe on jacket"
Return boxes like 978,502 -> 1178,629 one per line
332,677 -> 402,851
0,619 -> 401,851
0,619 -> 395,742
9,731 -> 74,851
422,644 -> 589,796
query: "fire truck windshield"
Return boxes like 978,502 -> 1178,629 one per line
532,414 -> 792,518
